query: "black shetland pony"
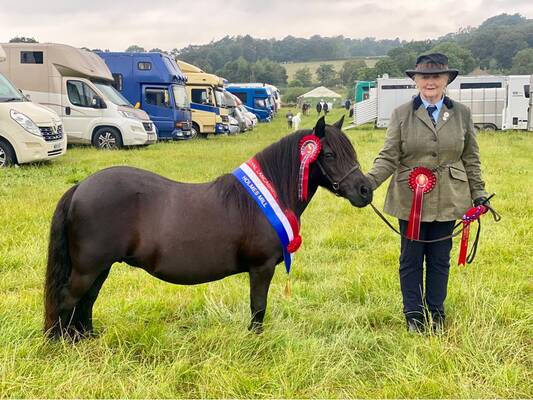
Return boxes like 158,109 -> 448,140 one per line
44,116 -> 373,339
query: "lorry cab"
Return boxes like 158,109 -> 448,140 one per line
0,43 -> 157,149
176,60 -> 229,137
225,84 -> 273,122
98,52 -> 192,140
0,45 -> 66,167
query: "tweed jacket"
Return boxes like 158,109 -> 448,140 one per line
366,95 -> 488,222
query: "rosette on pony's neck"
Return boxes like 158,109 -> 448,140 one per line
298,135 -> 322,201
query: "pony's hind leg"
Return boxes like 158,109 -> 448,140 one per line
57,266 -> 110,340
71,267 -> 111,336
248,262 -> 276,334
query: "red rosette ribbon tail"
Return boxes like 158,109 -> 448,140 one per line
298,135 -> 322,201
458,205 -> 488,266
406,167 -> 436,240
285,209 -> 302,254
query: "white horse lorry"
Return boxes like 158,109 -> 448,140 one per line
0,43 -> 157,149
0,44 -> 66,167
353,74 -> 531,131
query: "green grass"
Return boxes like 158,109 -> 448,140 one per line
0,109 -> 531,398
284,58 -> 380,82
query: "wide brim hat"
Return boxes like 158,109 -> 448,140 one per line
405,53 -> 459,84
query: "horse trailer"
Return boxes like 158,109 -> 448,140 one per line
373,75 -> 530,130
529,74 -> 533,131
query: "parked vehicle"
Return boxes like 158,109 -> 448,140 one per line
222,90 -> 248,132
239,104 -> 257,127
228,115 -> 240,135
528,74 -> 533,131
0,45 -> 66,167
226,84 -> 273,122
0,43 -> 156,149
98,52 -> 192,140
354,80 -> 376,102
176,60 -> 229,137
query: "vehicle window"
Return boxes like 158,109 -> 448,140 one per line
191,88 -> 209,104
94,82 -> 131,106
524,85 -> 530,99
20,51 -> 43,64
254,98 -> 266,109
145,87 -> 171,108
138,62 -> 152,71
0,74 -> 24,101
172,85 -> 189,108
67,80 -> 99,107
233,92 -> 247,103
460,82 -> 502,89
112,73 -> 123,91
215,90 -> 224,107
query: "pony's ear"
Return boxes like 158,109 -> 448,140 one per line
314,116 -> 326,138
333,115 -> 345,129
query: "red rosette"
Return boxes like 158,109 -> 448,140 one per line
406,167 -> 437,240
298,135 -> 322,201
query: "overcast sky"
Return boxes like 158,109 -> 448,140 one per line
1,0 -> 531,51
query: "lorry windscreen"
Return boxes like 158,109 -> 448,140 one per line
94,82 -> 132,107
0,74 -> 24,102
172,85 -> 189,109
215,89 -> 225,108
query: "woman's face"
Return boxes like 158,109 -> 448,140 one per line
414,73 -> 449,102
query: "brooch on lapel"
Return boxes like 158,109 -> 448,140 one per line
443,112 -> 450,121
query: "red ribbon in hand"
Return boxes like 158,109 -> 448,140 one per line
458,205 -> 488,265
406,167 -> 436,240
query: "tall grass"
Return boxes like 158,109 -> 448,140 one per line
0,109 -> 531,398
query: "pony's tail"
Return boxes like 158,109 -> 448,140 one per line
44,185 -> 78,337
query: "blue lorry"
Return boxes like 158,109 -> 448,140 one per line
97,52 -> 192,140
225,84 -> 273,122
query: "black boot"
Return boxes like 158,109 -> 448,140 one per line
430,311 -> 445,334
405,312 -> 425,333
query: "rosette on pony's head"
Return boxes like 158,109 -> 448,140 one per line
297,135 -> 322,201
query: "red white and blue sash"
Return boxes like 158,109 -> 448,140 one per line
232,158 -> 301,273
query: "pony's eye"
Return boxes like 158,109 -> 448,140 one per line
324,152 -> 336,159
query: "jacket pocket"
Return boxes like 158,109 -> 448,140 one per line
396,167 -> 411,182
449,165 -> 468,182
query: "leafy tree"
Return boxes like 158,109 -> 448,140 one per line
338,60 -> 367,86
149,48 -> 163,53
429,42 -> 476,74
9,36 -> 38,43
373,58 -> 402,77
125,45 -> 146,53
293,67 -> 313,86
316,64 -> 336,86
510,48 -> 533,74
493,31 -> 528,69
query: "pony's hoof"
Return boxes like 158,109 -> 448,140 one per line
248,322 -> 264,334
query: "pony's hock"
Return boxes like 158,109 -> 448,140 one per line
44,116 -> 373,340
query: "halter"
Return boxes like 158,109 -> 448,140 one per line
315,159 -> 361,195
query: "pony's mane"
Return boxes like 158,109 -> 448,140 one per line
214,125 -> 357,225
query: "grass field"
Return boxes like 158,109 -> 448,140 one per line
283,58 -> 380,82
0,109 -> 531,398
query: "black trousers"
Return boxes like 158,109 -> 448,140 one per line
398,219 -> 455,320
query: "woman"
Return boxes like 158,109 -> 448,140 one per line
365,53 -> 489,333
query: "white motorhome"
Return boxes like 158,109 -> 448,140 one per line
0,45 -> 66,167
0,43 -> 157,149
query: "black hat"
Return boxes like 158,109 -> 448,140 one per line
405,53 -> 459,83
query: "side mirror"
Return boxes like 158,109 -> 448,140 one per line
92,96 -> 105,109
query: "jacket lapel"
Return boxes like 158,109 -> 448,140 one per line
414,105 -> 437,133
436,104 -> 454,132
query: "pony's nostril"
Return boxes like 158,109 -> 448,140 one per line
360,185 -> 370,197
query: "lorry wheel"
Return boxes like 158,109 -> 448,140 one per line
0,140 -> 15,167
190,123 -> 200,139
92,127 -> 123,149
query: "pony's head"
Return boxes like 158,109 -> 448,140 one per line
313,116 -> 373,207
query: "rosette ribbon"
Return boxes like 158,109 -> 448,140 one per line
458,205 -> 488,266
298,135 -> 322,201
406,167 -> 436,240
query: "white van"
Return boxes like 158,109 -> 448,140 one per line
0,43 -> 157,149
0,45 -> 66,167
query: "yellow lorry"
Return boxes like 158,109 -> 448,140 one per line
176,60 -> 229,137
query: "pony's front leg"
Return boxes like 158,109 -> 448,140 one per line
248,262 -> 276,334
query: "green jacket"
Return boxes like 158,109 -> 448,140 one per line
366,95 -> 488,222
